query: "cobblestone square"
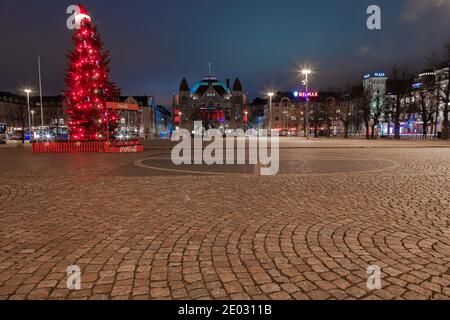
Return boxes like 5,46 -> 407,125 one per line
0,139 -> 449,300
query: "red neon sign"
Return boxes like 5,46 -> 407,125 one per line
297,91 -> 319,98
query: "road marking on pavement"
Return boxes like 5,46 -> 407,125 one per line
133,155 -> 403,177
134,157 -> 246,176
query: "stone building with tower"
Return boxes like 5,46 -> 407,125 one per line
172,74 -> 249,132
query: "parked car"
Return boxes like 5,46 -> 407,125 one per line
0,123 -> 6,144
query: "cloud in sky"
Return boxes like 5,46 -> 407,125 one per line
358,46 -> 371,55
402,0 -> 448,22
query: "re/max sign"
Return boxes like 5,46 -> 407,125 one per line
293,91 -> 319,98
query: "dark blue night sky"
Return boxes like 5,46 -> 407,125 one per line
1,0 -> 449,105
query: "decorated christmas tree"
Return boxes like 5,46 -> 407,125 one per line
64,5 -> 120,141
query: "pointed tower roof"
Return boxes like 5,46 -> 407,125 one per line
232,78 -> 243,91
179,78 -> 190,92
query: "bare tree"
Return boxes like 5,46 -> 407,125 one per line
349,111 -> 364,137
385,66 -> 414,139
428,41 -> 450,140
323,97 -> 339,137
309,101 -> 323,137
411,83 -> 439,137
338,92 -> 351,138
352,86 -> 373,139
437,70 -> 450,140
310,100 -> 333,137
370,96 -> 385,138
344,85 -> 365,138
6,103 -> 28,144
47,106 -> 64,141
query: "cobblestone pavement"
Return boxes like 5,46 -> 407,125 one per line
0,139 -> 449,300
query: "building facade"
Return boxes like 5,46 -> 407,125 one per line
257,91 -> 344,136
0,91 -> 170,140
153,105 -> 172,138
172,75 -> 249,131
264,93 -> 301,133
363,72 -> 388,136
435,66 -> 449,137
110,96 -> 172,140
357,69 -> 449,138
407,71 -> 440,135
0,92 -> 67,131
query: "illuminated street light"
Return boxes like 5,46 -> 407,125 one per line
301,69 -> 312,140
31,110 -> 35,127
302,69 -> 312,75
178,111 -> 183,129
24,89 -> 32,135
267,92 -> 274,131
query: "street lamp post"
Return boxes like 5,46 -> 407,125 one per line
24,89 -> 32,137
302,70 -> 311,140
38,56 -> 44,127
31,110 -> 35,127
244,110 -> 249,129
267,92 -> 274,132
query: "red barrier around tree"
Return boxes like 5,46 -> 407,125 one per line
32,141 -> 143,153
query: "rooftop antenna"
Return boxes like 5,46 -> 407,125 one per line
208,62 -> 212,76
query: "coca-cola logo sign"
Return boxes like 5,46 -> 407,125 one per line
119,146 -> 138,153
